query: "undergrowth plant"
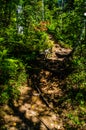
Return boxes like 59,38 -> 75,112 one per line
0,49 -> 27,104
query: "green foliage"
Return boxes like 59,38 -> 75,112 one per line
54,10 -> 82,47
68,113 -> 82,125
0,49 -> 27,104
34,31 -> 54,52
0,1 -> 85,129
67,105 -> 86,127
65,43 -> 86,127
47,20 -> 57,34
67,56 -> 86,89
0,85 -> 20,104
0,50 -> 22,83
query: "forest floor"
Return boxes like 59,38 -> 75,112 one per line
1,36 -> 86,130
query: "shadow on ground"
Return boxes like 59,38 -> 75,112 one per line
8,101 -> 41,130
1,52 -> 85,130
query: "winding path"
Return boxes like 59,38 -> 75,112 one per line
2,38 -> 75,130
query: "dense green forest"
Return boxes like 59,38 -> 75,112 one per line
0,0 -> 86,130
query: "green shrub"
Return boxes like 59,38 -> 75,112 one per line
0,50 -> 27,104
